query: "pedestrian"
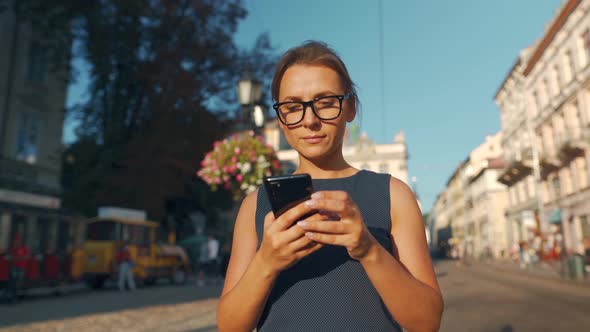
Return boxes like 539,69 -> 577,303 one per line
217,41 -> 443,331
116,245 -> 136,291
8,234 -> 30,300
583,237 -> 590,273
198,235 -> 219,286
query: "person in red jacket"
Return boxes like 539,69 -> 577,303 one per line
116,245 -> 136,291
8,234 -> 30,300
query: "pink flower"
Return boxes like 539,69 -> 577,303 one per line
236,174 -> 243,182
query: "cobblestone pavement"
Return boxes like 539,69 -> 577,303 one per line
0,299 -> 218,332
0,279 -> 222,332
4,261 -> 590,331
437,259 -> 590,331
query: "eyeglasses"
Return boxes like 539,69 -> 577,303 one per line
272,94 -> 351,126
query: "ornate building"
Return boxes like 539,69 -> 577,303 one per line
496,0 -> 590,255
0,4 -> 74,254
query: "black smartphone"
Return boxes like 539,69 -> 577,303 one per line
263,173 -> 314,218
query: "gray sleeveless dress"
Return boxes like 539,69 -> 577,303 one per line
255,170 -> 402,331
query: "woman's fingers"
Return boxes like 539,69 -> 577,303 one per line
288,233 -> 315,252
272,201 -> 317,231
297,220 -> 348,234
263,212 -> 275,231
303,232 -> 346,246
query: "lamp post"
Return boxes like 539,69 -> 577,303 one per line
237,72 -> 265,135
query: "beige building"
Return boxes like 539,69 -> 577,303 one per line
432,133 -> 509,258
0,5 -> 71,253
497,0 -> 590,255
495,49 -> 540,248
430,189 -> 451,253
441,159 -> 468,251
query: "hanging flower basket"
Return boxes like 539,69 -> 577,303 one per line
197,131 -> 282,200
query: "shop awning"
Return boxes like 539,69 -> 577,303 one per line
549,208 -> 562,224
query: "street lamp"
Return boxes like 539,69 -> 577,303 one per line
237,72 -> 265,134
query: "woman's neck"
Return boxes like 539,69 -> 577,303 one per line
295,152 -> 358,179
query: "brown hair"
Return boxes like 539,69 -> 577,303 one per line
271,40 -> 360,111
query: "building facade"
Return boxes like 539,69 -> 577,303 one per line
496,0 -> 590,256
432,133 -> 509,259
0,5 -> 75,255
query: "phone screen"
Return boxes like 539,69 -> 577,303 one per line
263,174 -> 314,217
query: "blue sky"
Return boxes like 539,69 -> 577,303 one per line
232,0 -> 562,211
65,0 -> 562,213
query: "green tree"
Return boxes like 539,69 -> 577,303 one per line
9,0 -> 277,224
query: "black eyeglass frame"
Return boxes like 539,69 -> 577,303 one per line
272,93 -> 352,126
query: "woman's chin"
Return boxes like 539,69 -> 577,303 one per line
299,146 -> 335,162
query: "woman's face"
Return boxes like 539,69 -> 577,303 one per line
277,64 -> 355,161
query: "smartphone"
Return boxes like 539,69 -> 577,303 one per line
263,173 -> 314,218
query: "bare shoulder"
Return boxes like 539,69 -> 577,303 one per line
239,188 -> 259,216
221,189 -> 260,296
388,176 -> 422,229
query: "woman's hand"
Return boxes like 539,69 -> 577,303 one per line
296,191 -> 378,261
258,202 -> 327,276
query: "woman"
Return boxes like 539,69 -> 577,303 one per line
217,41 -> 443,331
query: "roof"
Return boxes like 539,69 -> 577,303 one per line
523,0 -> 582,76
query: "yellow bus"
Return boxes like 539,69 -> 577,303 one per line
82,217 -> 190,289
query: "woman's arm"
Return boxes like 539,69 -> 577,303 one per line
299,177 -> 443,332
217,190 -> 323,332
359,177 -> 443,332
217,191 -> 272,332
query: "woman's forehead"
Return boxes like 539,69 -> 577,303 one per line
279,64 -> 343,97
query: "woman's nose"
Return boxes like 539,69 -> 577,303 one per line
301,104 -> 321,127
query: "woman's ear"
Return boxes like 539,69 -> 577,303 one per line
345,103 -> 356,123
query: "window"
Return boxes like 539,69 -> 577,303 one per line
27,42 -> 48,83
551,65 -> 560,95
564,50 -> 574,83
542,78 -> 550,103
379,162 -> 389,173
582,29 -> 590,65
533,91 -> 542,113
581,215 -> 590,239
360,163 -> 371,171
551,176 -> 561,198
87,221 -> 116,241
16,113 -> 40,164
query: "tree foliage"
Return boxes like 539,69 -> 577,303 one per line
9,0 -> 278,223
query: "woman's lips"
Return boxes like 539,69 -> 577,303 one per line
302,135 -> 325,144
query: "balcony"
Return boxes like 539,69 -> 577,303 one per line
538,149 -> 561,180
497,148 -> 533,186
554,126 -> 590,164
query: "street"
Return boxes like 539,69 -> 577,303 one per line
0,279 -> 222,332
1,261 -> 590,331
438,260 -> 590,332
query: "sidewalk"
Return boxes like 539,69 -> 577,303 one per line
477,258 -> 590,287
